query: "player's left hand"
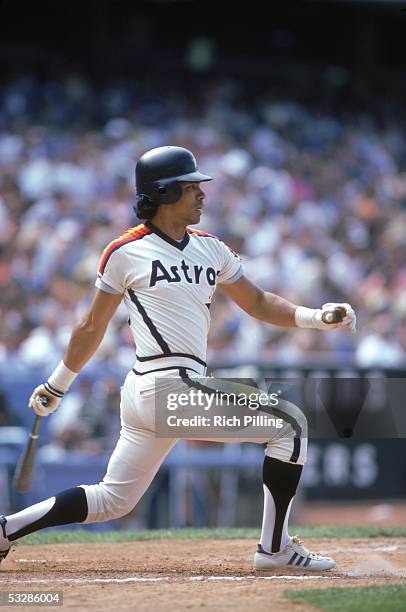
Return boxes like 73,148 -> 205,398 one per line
319,302 -> 357,332
28,384 -> 62,416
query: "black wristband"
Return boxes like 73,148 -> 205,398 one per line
44,382 -> 65,398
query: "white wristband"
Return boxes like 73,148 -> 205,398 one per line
294,306 -> 319,329
47,361 -> 78,393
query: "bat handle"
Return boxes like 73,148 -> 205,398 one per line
322,306 -> 347,324
31,415 -> 42,438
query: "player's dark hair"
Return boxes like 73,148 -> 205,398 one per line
135,195 -> 159,220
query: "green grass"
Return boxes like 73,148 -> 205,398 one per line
285,584 -> 406,612
20,525 -> 406,545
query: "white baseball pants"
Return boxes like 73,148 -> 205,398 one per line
81,369 -> 307,523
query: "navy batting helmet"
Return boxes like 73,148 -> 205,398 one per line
135,146 -> 212,207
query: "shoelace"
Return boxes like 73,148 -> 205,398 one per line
291,535 -> 321,560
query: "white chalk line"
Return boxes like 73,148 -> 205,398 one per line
13,544 -> 406,566
1,575 -> 334,585
15,559 -> 47,564
6,543 -> 406,584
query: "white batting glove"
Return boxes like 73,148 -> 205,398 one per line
28,383 -> 64,416
295,303 -> 357,332
28,361 -> 78,416
321,303 -> 357,332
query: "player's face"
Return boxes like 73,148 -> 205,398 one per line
172,182 -> 206,225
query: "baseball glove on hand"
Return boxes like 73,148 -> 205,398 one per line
28,384 -> 64,416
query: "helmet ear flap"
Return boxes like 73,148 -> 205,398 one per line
133,182 -> 183,217
154,181 -> 182,205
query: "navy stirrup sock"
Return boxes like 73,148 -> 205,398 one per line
7,487 -> 88,541
263,457 -> 303,552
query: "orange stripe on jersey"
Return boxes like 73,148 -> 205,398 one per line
98,224 -> 151,275
187,227 -> 217,238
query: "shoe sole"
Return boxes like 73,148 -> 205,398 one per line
254,554 -> 335,571
253,564 -> 335,572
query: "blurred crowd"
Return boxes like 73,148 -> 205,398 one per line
1,71 -> 406,402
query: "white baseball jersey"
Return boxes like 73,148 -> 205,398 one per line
95,221 -> 243,374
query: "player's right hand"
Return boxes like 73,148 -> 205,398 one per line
28,384 -> 63,416
319,302 -> 357,332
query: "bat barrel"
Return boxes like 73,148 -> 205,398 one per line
12,415 -> 42,492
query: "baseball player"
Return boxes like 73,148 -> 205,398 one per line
0,146 -> 356,570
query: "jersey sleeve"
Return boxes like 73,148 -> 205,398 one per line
96,248 -> 130,294
217,240 -> 244,285
95,277 -> 122,295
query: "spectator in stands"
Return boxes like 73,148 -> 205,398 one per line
0,391 -> 20,426
1,71 -> 405,450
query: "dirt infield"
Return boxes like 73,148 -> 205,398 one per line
1,538 -> 406,611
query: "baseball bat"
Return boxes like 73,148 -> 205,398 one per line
321,306 -> 347,324
13,414 -> 42,492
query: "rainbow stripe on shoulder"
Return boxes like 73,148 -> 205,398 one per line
187,227 -> 218,239
98,224 -> 151,275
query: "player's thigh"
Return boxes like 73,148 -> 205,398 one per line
182,375 -> 307,433
120,368 -> 184,432
186,395 -> 307,443
185,393 -> 308,464
105,371 -> 178,482
104,423 -> 177,484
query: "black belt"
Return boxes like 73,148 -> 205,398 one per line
132,366 -> 199,376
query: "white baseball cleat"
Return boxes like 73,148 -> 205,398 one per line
253,535 -> 335,571
0,516 -> 12,564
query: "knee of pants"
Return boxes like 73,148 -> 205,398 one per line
266,402 -> 308,465
265,435 -> 308,466
80,483 -> 135,523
